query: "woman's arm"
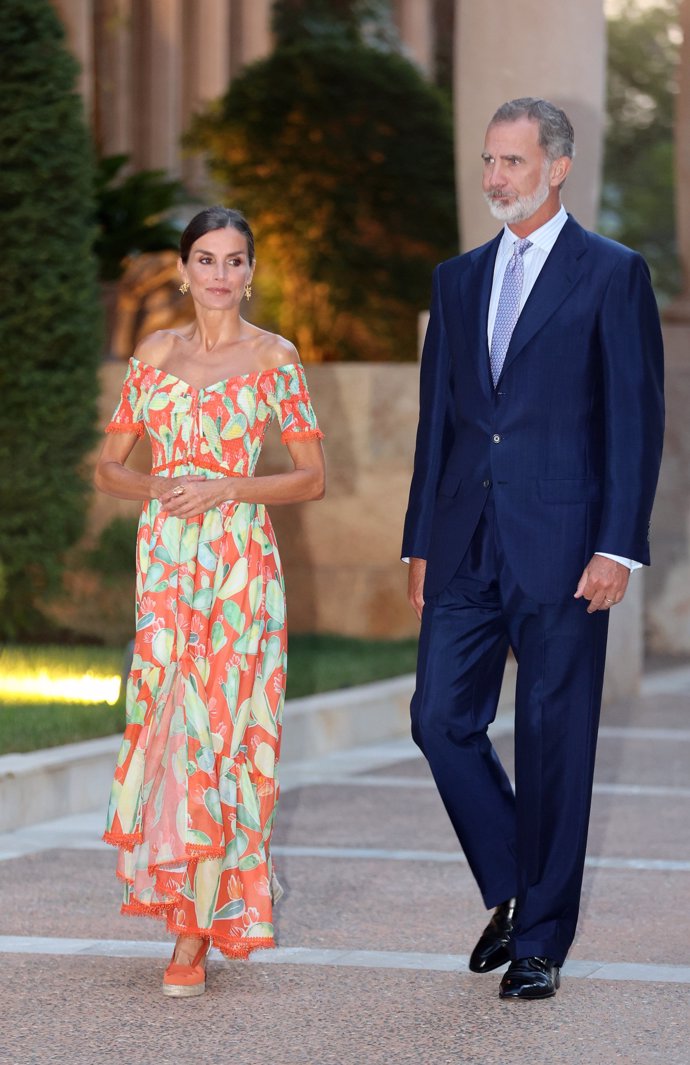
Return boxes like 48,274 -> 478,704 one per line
94,431 -> 194,501
159,437 -> 326,519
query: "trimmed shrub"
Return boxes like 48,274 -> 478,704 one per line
86,516 -> 139,584
0,0 -> 102,637
187,22 -> 456,361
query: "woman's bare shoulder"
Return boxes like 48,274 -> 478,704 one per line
132,329 -> 186,367
253,330 -> 300,371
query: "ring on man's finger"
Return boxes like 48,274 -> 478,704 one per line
605,596 -> 615,604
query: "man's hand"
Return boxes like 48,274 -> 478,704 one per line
574,555 -> 630,614
408,557 -> 427,621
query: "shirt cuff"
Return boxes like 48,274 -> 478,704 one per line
595,552 -> 642,571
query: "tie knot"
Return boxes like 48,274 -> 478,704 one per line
514,238 -> 532,257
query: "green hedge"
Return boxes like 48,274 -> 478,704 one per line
0,0 -> 102,638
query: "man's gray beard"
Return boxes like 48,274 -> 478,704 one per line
484,174 -> 551,223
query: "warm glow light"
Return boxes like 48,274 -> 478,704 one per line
0,670 -> 121,705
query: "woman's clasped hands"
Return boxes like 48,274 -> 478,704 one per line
158,475 -> 236,518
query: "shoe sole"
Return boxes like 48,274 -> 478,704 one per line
468,951 -> 511,974
162,982 -> 206,997
499,986 -> 557,1000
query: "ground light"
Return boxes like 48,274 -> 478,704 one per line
0,669 -> 121,705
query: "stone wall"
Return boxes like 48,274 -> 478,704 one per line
260,364 -> 420,639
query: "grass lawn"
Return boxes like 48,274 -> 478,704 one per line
0,635 -> 418,755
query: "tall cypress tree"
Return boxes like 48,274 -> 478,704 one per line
0,0 -> 102,638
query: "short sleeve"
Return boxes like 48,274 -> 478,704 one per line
105,358 -> 146,438
266,363 -> 324,445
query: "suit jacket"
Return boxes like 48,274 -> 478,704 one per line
402,215 -> 665,603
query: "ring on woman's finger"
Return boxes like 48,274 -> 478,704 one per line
605,596 -> 615,604
172,486 -> 185,497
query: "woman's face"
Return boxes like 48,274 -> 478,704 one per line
178,226 -> 254,310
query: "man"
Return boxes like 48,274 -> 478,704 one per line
402,98 -> 664,1000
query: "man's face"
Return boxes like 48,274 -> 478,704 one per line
482,117 -> 556,224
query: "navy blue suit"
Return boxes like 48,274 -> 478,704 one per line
402,216 -> 664,964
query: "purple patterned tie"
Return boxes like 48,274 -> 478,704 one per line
490,238 -> 532,387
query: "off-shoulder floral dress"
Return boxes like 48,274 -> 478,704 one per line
103,357 -> 322,958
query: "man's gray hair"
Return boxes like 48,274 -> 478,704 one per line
490,98 -> 575,161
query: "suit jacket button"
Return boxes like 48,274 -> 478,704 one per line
483,479 -> 491,489
492,434 -> 501,443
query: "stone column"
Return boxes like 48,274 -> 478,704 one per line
394,0 -> 434,77
52,0 -> 94,118
95,0 -> 132,157
183,0 -> 232,189
143,0 -> 184,174
239,0 -> 272,66
187,0 -> 231,110
665,0 -> 690,321
454,0 -> 606,250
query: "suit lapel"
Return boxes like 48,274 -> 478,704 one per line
456,233 -> 501,400
498,216 -> 588,383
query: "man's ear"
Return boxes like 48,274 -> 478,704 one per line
549,156 -> 572,187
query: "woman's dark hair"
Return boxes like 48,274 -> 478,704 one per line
179,206 -> 256,264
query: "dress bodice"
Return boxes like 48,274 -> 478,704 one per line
106,357 -> 322,478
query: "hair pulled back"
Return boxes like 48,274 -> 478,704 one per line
179,206 -> 256,264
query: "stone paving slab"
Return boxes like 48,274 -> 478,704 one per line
378,728 -> 690,789
602,689 -> 690,728
1,954 -> 687,1065
587,793 -> 690,859
0,677 -> 688,1065
592,735 -> 690,788
277,781 -> 458,851
1,847 -> 687,967
573,868 -> 690,965
278,778 -> 690,861
0,850 -> 168,943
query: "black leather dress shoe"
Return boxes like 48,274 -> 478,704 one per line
499,956 -> 561,999
468,898 -> 516,973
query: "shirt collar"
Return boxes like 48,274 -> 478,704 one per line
502,203 -> 568,254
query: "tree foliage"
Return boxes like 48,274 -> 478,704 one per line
272,0 -> 398,49
0,0 -> 102,637
188,3 -> 456,361
601,0 -> 681,299
95,155 -> 187,281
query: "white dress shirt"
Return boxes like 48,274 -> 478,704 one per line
488,205 -> 640,572
488,205 -> 569,347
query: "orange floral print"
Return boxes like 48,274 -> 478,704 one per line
102,358 -> 322,959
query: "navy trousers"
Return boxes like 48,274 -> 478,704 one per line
412,498 -> 609,965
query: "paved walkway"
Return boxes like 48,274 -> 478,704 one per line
1,669 -> 689,1065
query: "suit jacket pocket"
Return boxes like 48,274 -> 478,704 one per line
538,478 -> 602,503
437,468 -> 463,498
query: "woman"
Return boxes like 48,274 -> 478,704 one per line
95,206 -> 325,997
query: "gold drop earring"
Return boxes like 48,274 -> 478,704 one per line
244,283 -> 252,300
179,280 -> 190,294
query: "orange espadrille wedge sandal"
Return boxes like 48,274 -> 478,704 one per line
162,938 -> 211,997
